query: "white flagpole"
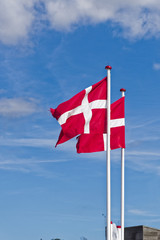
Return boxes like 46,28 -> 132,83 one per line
105,65 -> 112,240
120,88 -> 126,240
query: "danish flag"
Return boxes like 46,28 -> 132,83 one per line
76,97 -> 125,153
50,77 -> 107,145
50,77 -> 125,152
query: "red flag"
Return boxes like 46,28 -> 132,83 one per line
51,77 -> 107,145
76,97 -> 125,153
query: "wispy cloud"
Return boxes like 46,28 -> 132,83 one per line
126,209 -> 160,227
124,148 -> 160,176
153,63 -> 160,70
0,0 -> 37,45
0,157 -> 73,177
128,209 -> 158,217
127,136 -> 160,146
127,119 -> 160,130
1,0 -> 160,45
0,159 -> 69,165
0,136 -> 77,151
0,137 -> 55,148
45,0 -> 160,40
126,150 -> 160,158
0,98 -> 40,117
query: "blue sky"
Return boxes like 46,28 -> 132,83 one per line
0,1 -> 160,240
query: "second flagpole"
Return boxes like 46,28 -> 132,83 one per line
105,65 -> 112,240
120,88 -> 126,240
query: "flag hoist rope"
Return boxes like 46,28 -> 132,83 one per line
105,65 -> 112,240
120,88 -> 126,240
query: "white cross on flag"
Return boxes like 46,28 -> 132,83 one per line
50,77 -> 107,146
50,77 -> 125,152
76,97 -> 125,153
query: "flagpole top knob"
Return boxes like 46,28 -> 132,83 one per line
105,65 -> 112,70
120,88 -> 126,92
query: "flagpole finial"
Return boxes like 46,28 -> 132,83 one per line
120,88 -> 126,92
105,65 -> 112,70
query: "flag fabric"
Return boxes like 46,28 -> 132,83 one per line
76,97 -> 125,153
50,77 -> 107,146
111,222 -> 121,240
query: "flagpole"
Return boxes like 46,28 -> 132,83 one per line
105,65 -> 112,240
120,88 -> 126,240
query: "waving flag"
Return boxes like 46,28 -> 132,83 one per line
76,97 -> 125,153
50,77 -> 107,145
50,69 -> 126,240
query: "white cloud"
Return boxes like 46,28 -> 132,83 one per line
1,0 -> 160,44
0,137 -> 55,147
0,136 -> 77,152
44,0 -> 160,39
0,98 -> 39,117
0,0 -> 38,45
0,158 -> 69,166
153,63 -> 160,70
128,209 -> 158,217
127,150 -> 160,158
125,149 -> 160,176
0,157 -> 71,177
